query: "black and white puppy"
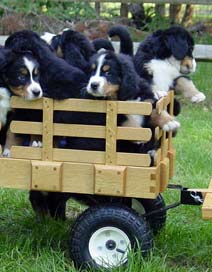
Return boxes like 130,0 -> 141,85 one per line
41,28 -> 95,74
134,26 -> 205,102
0,47 -> 43,156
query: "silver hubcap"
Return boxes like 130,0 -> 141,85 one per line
88,226 -> 131,268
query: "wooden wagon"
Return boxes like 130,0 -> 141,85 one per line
0,90 -> 210,269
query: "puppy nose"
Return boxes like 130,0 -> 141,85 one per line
91,82 -> 99,91
32,89 -> 41,97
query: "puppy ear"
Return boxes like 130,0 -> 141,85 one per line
165,35 -> 188,60
117,54 -> 139,100
0,48 -> 13,70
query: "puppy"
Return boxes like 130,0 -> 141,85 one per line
134,26 -> 205,102
0,47 -> 43,156
41,28 -> 95,73
5,30 -> 88,220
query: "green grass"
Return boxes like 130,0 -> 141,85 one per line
0,62 -> 212,271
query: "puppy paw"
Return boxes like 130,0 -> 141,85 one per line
163,120 -> 180,132
2,148 -> 11,157
191,92 -> 206,103
32,141 -> 43,147
154,90 -> 168,100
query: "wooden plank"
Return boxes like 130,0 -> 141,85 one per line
54,98 -> 107,112
10,96 -> 43,109
117,127 -> 152,141
31,161 -> 62,191
160,157 -> 170,192
0,158 -> 31,189
202,179 -> 212,220
105,101 -> 117,165
168,149 -> 176,179
10,121 -> 42,135
194,44 -> 212,61
95,165 -> 126,196
62,162 -> 94,194
11,146 -> 42,160
53,148 -> 105,164
117,101 -> 152,115
54,123 -> 105,138
117,152 -> 151,167
125,166 -> 159,199
42,98 -> 53,161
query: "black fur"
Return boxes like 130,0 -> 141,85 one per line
108,25 -> 133,56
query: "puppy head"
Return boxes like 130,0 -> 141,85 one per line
86,51 -> 121,98
2,52 -> 43,100
86,51 -> 139,100
180,56 -> 196,74
164,26 -> 194,60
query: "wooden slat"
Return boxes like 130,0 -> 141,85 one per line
117,127 -> 152,141
202,179 -> 212,220
0,158 -> 31,189
53,148 -> 105,164
117,101 -> 152,115
95,165 -> 126,196
62,162 -> 94,194
42,98 -> 53,161
54,98 -> 107,112
11,146 -> 42,160
117,153 -> 151,167
54,123 -> 105,138
105,101 -> 117,165
11,96 -> 43,109
10,121 -> 42,135
160,157 -> 169,192
125,166 -> 159,199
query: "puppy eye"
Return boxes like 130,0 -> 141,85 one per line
105,71 -> 111,76
18,74 -> 26,81
33,68 -> 39,77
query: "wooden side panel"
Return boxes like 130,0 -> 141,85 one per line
117,153 -> 150,167
125,166 -> 158,198
202,179 -> 212,220
11,146 -> 42,160
62,162 -> 94,194
95,165 -> 126,196
54,98 -> 107,112
168,149 -> 176,179
105,101 -> 117,165
54,124 -> 105,138
42,98 -> 53,161
53,148 -> 105,164
31,161 -> 62,191
117,127 -> 151,141
117,101 -> 152,115
160,157 -> 170,192
10,121 -> 42,135
10,96 -> 43,109
0,158 -> 31,189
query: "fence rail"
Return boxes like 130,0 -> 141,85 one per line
59,0 -> 212,5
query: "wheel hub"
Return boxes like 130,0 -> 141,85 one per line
88,226 -> 131,268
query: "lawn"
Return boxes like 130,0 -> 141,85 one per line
0,61 -> 212,272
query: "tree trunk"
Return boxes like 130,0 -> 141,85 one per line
155,4 -> 166,17
169,4 -> 182,24
120,3 -> 128,18
182,4 -> 194,26
95,2 -> 100,18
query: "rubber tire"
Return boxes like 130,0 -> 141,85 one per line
133,194 -> 166,234
69,204 -> 153,269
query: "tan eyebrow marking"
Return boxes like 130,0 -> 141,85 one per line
91,63 -> 96,70
102,65 -> 110,72
20,68 -> 28,75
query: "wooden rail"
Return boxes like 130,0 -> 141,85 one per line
56,0 -> 212,4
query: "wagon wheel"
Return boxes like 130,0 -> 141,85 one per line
69,204 -> 153,269
132,194 -> 167,234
